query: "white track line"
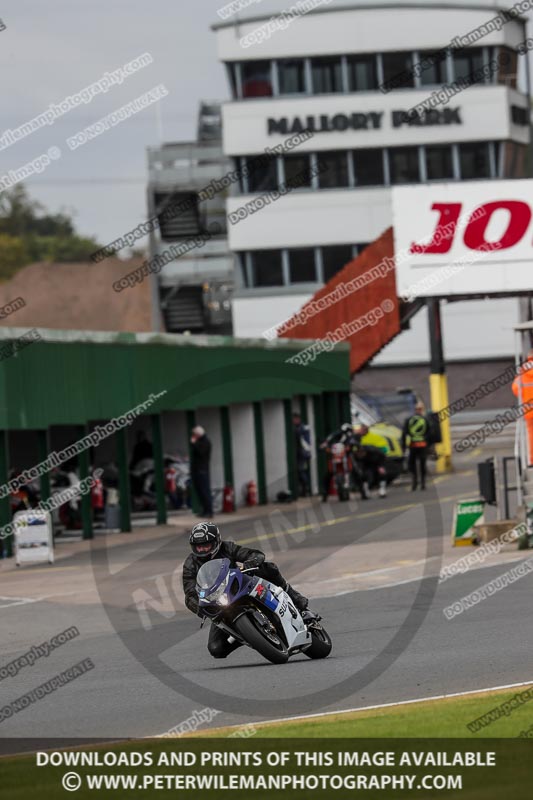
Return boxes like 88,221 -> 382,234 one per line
248,680 -> 533,729
0,595 -> 39,609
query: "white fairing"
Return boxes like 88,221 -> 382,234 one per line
265,583 -> 311,651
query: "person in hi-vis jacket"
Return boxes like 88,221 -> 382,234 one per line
512,349 -> 533,465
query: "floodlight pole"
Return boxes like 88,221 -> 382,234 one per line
427,298 -> 452,473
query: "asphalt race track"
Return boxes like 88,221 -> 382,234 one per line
1,439 -> 532,750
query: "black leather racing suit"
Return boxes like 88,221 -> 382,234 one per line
182,541 -> 308,659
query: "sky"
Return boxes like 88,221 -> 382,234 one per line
0,0 -> 532,251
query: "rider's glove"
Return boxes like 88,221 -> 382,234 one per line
243,558 -> 262,571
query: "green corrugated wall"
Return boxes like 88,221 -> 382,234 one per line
0,330 -> 350,430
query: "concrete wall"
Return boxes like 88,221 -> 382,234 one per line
160,412 -> 189,459
230,404 -> 257,506
353,359 -> 516,416
263,400 -> 288,502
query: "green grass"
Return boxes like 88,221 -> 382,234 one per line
231,687 -> 533,738
2,687 -> 533,799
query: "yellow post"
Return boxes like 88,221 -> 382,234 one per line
430,372 -> 452,473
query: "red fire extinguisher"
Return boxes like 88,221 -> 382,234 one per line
165,466 -> 177,494
91,475 -> 105,509
223,484 -> 235,513
246,480 -> 258,507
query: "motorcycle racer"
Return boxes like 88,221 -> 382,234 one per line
182,522 -> 309,659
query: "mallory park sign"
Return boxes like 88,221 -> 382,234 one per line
267,108 -> 462,135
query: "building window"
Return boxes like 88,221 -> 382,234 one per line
241,61 -> 273,97
251,250 -> 284,287
283,154 -> 312,189
459,142 -> 491,179
311,56 -> 343,93
382,52 -> 414,88
353,149 -> 384,186
317,151 -> 350,188
418,49 -> 448,86
498,47 -> 518,88
425,145 -> 454,180
288,248 -> 317,283
389,147 -> 420,184
227,63 -> 239,98
239,253 -> 250,288
245,155 -> 278,192
322,245 -> 354,283
452,48 -> 485,85
347,55 -> 378,91
278,59 -> 306,94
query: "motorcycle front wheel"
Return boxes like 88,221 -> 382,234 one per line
303,624 -> 332,659
234,613 -> 289,664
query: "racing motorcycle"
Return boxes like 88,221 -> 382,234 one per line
328,442 -> 353,502
197,558 -> 332,665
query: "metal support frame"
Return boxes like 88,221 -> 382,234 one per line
186,410 -> 200,515
253,402 -> 267,505
77,424 -> 93,540
151,413 -> 167,526
37,429 -> 51,504
116,426 -> 132,533
220,406 -> 235,506
427,299 -> 452,473
0,431 -> 11,557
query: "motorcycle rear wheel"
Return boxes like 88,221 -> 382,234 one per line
234,613 -> 289,664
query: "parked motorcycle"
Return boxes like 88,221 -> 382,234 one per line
197,558 -> 332,665
327,442 -> 353,501
130,454 -> 190,511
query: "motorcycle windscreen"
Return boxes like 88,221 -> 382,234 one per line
196,558 -> 229,592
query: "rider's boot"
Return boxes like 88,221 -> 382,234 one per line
285,584 -> 308,611
378,480 -> 387,498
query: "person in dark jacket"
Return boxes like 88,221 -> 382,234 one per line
190,426 -> 213,517
182,522 -> 309,659
130,431 -> 153,470
401,401 -> 431,490
293,412 -> 312,497
351,442 -> 388,498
